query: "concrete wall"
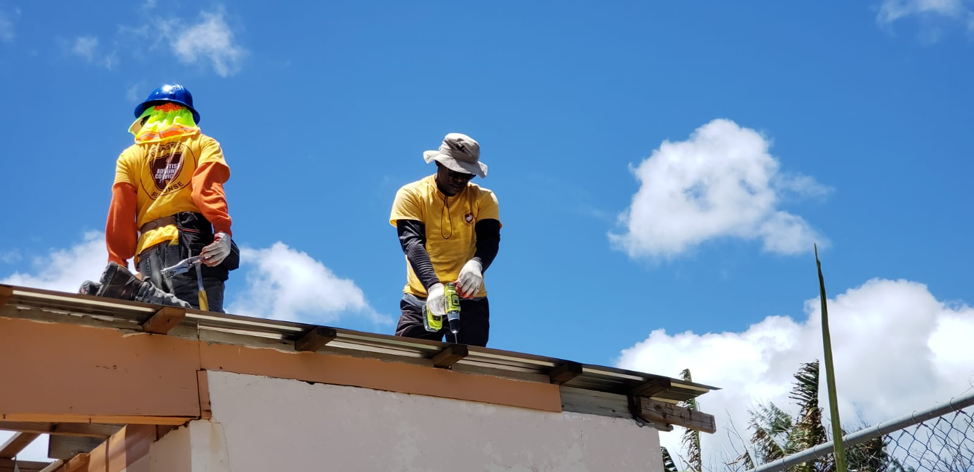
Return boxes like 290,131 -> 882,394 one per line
204,370 -> 662,472
120,422 -> 229,472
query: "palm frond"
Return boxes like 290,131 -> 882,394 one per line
678,368 -> 702,471
661,446 -> 680,472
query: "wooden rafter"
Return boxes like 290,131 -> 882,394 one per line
0,432 -> 40,459
431,344 -> 468,368
142,306 -> 186,334
295,327 -> 337,352
629,377 -> 671,397
548,362 -> 583,385
0,458 -> 51,472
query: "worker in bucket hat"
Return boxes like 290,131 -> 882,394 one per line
389,133 -> 501,347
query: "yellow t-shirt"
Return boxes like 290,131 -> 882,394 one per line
114,134 -> 228,255
390,175 -> 501,298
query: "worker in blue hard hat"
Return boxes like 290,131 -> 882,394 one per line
80,84 -> 238,312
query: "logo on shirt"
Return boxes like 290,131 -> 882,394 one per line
140,141 -> 193,200
464,213 -> 474,225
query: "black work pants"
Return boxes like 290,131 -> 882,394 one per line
137,243 -> 226,313
396,294 -> 490,347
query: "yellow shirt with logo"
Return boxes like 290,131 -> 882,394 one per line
390,175 -> 500,298
114,134 -> 228,256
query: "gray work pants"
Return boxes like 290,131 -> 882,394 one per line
137,243 -> 226,313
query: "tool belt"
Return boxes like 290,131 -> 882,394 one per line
138,212 -> 239,283
139,216 -> 177,234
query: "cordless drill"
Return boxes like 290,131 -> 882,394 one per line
424,282 -> 461,341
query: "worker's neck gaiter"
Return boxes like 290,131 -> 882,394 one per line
129,103 -> 200,143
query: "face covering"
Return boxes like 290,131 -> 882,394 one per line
128,102 -> 200,143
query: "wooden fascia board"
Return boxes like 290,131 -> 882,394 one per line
0,316 -> 202,422
0,312 -> 562,421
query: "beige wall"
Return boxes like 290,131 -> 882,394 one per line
205,371 -> 662,472
119,421 -> 228,472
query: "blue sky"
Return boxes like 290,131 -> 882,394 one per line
2,0 -> 974,465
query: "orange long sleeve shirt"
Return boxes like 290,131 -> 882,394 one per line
106,134 -> 232,266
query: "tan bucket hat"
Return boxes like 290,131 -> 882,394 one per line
423,133 -> 487,178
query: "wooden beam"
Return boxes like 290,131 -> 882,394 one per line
48,436 -> 103,461
629,396 -> 716,433
141,306 -> 186,334
60,453 -> 89,472
294,327 -> 337,352
430,344 -> 468,368
0,432 -> 40,459
548,362 -> 583,385
0,458 -> 51,472
629,377 -> 671,397
38,460 -> 63,472
0,422 -> 120,438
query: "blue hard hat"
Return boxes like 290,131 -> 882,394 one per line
133,84 -> 201,124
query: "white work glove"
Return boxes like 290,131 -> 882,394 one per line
426,283 -> 446,316
456,259 -> 483,299
201,232 -> 232,267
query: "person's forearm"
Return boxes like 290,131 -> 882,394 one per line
106,182 -> 138,265
191,162 -> 233,236
397,220 -> 440,290
473,219 -> 500,271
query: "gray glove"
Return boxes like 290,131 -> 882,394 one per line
201,232 -> 231,267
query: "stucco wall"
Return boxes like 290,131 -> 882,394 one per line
205,370 -> 661,472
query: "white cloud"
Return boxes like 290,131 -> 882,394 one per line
609,119 -> 828,259
878,0 -> 967,23
0,232 -> 108,292
0,8 -> 16,43
126,83 -> 141,102
877,0 -> 974,38
72,36 -> 98,61
70,36 -> 117,69
162,10 -> 246,78
227,242 -> 390,325
617,278 -> 974,468
0,234 -> 388,326
0,249 -> 21,264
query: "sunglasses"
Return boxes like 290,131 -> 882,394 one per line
448,169 -> 475,181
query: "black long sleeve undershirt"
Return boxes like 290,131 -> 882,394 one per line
472,219 -> 500,271
397,220 -> 439,290
396,219 -> 501,291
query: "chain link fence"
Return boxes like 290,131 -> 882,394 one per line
749,390 -> 974,472
868,405 -> 973,472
